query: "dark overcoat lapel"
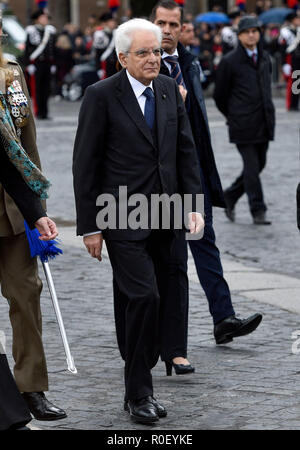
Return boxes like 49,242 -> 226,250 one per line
153,76 -> 169,152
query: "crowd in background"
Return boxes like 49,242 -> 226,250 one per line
23,0 -> 300,98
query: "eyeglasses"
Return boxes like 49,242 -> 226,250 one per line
126,48 -> 163,59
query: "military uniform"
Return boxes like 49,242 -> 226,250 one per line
279,24 -> 300,110
0,60 -> 48,393
25,22 -> 56,119
221,25 -> 238,55
93,28 -> 117,79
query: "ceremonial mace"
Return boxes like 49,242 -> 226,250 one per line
24,221 -> 77,374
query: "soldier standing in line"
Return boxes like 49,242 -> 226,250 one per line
221,11 -> 241,55
25,10 -> 57,120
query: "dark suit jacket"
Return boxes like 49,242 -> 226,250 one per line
0,145 -> 45,229
160,43 -> 225,208
73,69 -> 202,239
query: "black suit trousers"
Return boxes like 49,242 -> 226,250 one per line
35,62 -> 51,118
0,354 -> 31,430
225,142 -> 269,215
106,230 -> 175,401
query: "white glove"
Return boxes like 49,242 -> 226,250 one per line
51,65 -> 57,74
97,69 -> 105,79
283,63 -> 292,77
27,64 -> 36,75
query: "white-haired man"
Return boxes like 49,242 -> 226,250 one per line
73,18 -> 203,424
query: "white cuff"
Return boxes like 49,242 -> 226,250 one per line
83,231 -> 102,237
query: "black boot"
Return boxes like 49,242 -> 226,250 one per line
224,191 -> 235,222
22,392 -> 67,421
253,212 -> 271,225
125,396 -> 167,418
214,314 -> 263,345
126,397 -> 159,424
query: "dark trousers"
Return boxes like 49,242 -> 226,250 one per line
106,230 -> 174,401
156,173 -> 236,362
160,231 -> 189,361
189,174 -> 235,325
225,142 -> 269,215
112,231 -> 189,365
0,233 -> 48,393
35,62 -> 51,119
0,354 -> 31,430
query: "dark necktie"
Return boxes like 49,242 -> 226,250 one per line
143,87 -> 155,129
252,53 -> 257,65
163,55 -> 186,89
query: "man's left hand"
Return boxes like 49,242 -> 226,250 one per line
188,212 -> 205,234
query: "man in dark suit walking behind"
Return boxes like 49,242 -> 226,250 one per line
152,1 -> 263,354
73,18 -> 204,424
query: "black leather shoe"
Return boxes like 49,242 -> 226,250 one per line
224,192 -> 235,222
253,212 -> 271,225
125,396 -> 167,418
22,392 -> 67,421
214,313 -> 263,345
127,397 -> 159,424
165,361 -> 195,376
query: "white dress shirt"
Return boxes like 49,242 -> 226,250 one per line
246,47 -> 258,59
162,49 -> 179,74
126,70 -> 154,114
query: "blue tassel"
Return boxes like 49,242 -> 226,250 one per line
24,220 -> 63,263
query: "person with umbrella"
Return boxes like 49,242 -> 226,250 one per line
0,143 -> 57,431
0,14 -> 66,421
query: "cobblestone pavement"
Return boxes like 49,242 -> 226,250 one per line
1,97 -> 300,430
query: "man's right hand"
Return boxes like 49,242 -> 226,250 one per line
83,234 -> 103,262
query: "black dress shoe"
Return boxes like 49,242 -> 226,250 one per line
125,396 -> 167,418
127,397 -> 159,424
22,392 -> 67,421
223,192 -> 235,222
253,212 -> 271,225
214,313 -> 263,345
165,361 -> 195,376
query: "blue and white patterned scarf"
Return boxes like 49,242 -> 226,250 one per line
0,92 -> 50,199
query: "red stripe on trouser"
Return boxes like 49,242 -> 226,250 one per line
101,60 -> 107,80
286,76 -> 293,110
29,73 -> 38,116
